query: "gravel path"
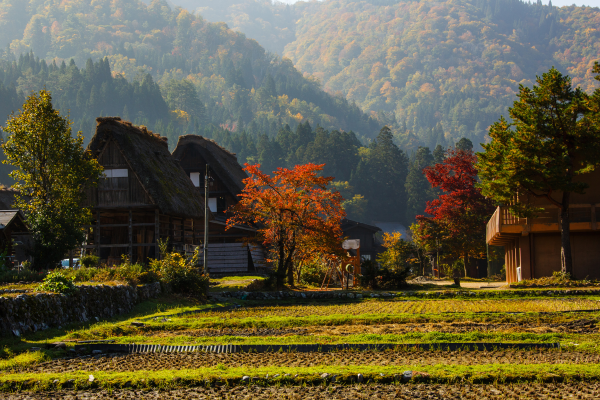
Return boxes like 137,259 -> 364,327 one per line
4,382 -> 600,399
22,350 -> 600,373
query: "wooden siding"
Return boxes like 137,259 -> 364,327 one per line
87,139 -> 153,207
205,243 -> 249,273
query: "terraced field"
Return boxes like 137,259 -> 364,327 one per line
2,290 -> 600,398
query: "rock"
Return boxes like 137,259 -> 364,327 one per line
88,375 -> 95,382
242,376 -> 250,382
320,373 -> 329,379
301,293 -> 306,299
53,342 -> 67,350
357,373 -> 364,383
124,381 -> 132,388
402,370 -> 413,382
12,329 -> 20,337
356,293 -> 363,299
131,322 -> 145,327
92,350 -> 103,355
29,347 -> 41,352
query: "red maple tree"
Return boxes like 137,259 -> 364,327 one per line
415,148 -> 494,277
227,163 -> 346,288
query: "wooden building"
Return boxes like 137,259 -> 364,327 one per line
486,168 -> 600,284
172,135 -> 265,274
341,219 -> 384,262
0,210 -> 31,266
83,118 -> 207,264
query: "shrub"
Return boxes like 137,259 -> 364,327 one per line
0,269 -> 47,283
378,265 -> 410,290
359,259 -> 379,289
80,255 -> 100,268
35,271 -> 77,294
62,260 -> 159,286
150,248 -> 208,295
358,259 -> 409,290
299,261 -> 327,286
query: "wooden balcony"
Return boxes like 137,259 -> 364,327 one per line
486,204 -> 598,246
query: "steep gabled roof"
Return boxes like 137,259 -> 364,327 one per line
172,135 -> 248,199
341,218 -> 382,233
88,117 -> 206,219
0,188 -> 18,210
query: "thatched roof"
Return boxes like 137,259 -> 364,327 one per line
88,117 -> 207,219
0,188 -> 19,210
172,135 -> 248,199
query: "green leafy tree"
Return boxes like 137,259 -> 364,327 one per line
2,90 -> 103,269
477,67 -> 600,275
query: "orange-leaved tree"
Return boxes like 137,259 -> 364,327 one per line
227,163 -> 346,289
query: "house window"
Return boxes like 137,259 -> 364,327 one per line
361,254 -> 371,262
217,197 -> 226,213
104,169 -> 128,178
190,172 -> 200,187
208,198 -> 217,212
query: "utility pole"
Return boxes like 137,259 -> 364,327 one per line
203,164 -> 210,277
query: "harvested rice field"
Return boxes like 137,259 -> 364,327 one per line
2,290 -> 600,398
5,382 -> 600,399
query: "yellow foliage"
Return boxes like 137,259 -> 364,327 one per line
170,109 -> 190,125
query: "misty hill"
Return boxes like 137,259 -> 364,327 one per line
0,0 -> 380,145
174,0 -> 600,150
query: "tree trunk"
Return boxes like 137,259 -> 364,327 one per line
276,237 -> 285,290
559,192 -> 573,276
463,255 -> 468,278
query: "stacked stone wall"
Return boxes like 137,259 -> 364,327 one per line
0,282 -> 161,335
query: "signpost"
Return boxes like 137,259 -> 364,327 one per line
342,239 -> 360,288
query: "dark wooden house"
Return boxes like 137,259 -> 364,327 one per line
341,219 -> 384,261
83,118 -> 207,264
172,135 -> 265,274
0,210 -> 31,265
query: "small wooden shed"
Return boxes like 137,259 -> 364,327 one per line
341,219 -> 384,262
0,210 -> 31,265
83,118 -> 207,264
172,135 -> 266,274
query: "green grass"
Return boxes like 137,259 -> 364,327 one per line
3,291 -> 600,392
2,363 -> 600,390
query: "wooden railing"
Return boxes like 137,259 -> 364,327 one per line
487,204 -> 598,245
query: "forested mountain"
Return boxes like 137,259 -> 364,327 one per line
180,0 -> 600,150
0,0 -> 380,144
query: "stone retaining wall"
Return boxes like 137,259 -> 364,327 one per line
0,282 -> 161,336
220,288 -> 600,301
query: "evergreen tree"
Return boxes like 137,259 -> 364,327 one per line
405,146 -> 435,222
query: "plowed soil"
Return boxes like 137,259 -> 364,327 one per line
23,350 -> 600,373
146,318 -> 598,338
5,382 -> 600,399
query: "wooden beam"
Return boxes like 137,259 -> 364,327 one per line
84,244 -> 157,249
95,210 -> 100,256
83,223 -> 155,228
155,209 -> 160,260
128,209 -> 133,261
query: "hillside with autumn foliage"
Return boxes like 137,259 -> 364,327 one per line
0,0 -> 380,146
186,0 -> 600,150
